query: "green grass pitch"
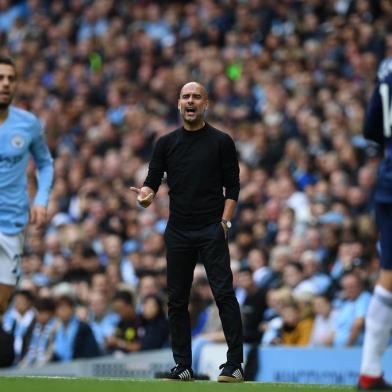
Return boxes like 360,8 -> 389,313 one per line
0,377 -> 358,392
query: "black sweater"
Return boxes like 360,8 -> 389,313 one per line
143,123 -> 240,229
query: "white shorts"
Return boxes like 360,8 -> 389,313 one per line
0,232 -> 24,286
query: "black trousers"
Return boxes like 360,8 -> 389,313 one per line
164,221 -> 243,367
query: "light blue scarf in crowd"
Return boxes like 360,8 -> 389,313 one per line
25,317 -> 56,365
54,316 -> 79,361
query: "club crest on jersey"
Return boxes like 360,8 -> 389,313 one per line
11,134 -> 25,149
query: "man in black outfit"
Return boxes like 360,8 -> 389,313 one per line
130,82 -> 244,382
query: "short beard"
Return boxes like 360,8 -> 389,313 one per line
181,110 -> 205,123
183,115 -> 198,123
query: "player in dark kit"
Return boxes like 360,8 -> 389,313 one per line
130,82 -> 244,382
358,58 -> 392,390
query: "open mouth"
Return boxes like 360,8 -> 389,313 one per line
185,107 -> 196,114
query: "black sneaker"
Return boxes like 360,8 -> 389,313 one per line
217,363 -> 244,383
161,364 -> 194,381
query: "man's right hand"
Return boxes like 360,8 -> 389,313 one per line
129,186 -> 155,208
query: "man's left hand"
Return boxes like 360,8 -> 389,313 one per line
30,205 -> 47,230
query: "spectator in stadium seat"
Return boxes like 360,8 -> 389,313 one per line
262,300 -> 314,346
282,261 -> 318,297
90,271 -> 110,297
3,289 -> 35,363
263,245 -> 292,290
299,250 -> 332,295
139,294 -> 169,351
136,274 -> 160,308
308,295 -> 337,347
280,301 -> 314,346
53,295 -> 100,361
106,290 -> 141,354
246,247 -> 273,289
19,297 -> 58,367
87,290 -> 119,353
237,267 -> 267,344
262,287 -> 293,326
332,273 -> 371,347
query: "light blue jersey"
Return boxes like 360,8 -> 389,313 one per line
0,106 -> 53,234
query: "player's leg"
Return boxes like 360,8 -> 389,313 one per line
359,202 -> 392,390
164,224 -> 198,375
199,222 -> 243,382
0,232 -> 24,318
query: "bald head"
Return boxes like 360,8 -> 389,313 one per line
180,82 -> 208,99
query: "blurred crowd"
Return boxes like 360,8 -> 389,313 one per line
0,0 -> 391,370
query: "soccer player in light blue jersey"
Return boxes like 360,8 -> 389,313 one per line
0,57 -> 53,317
